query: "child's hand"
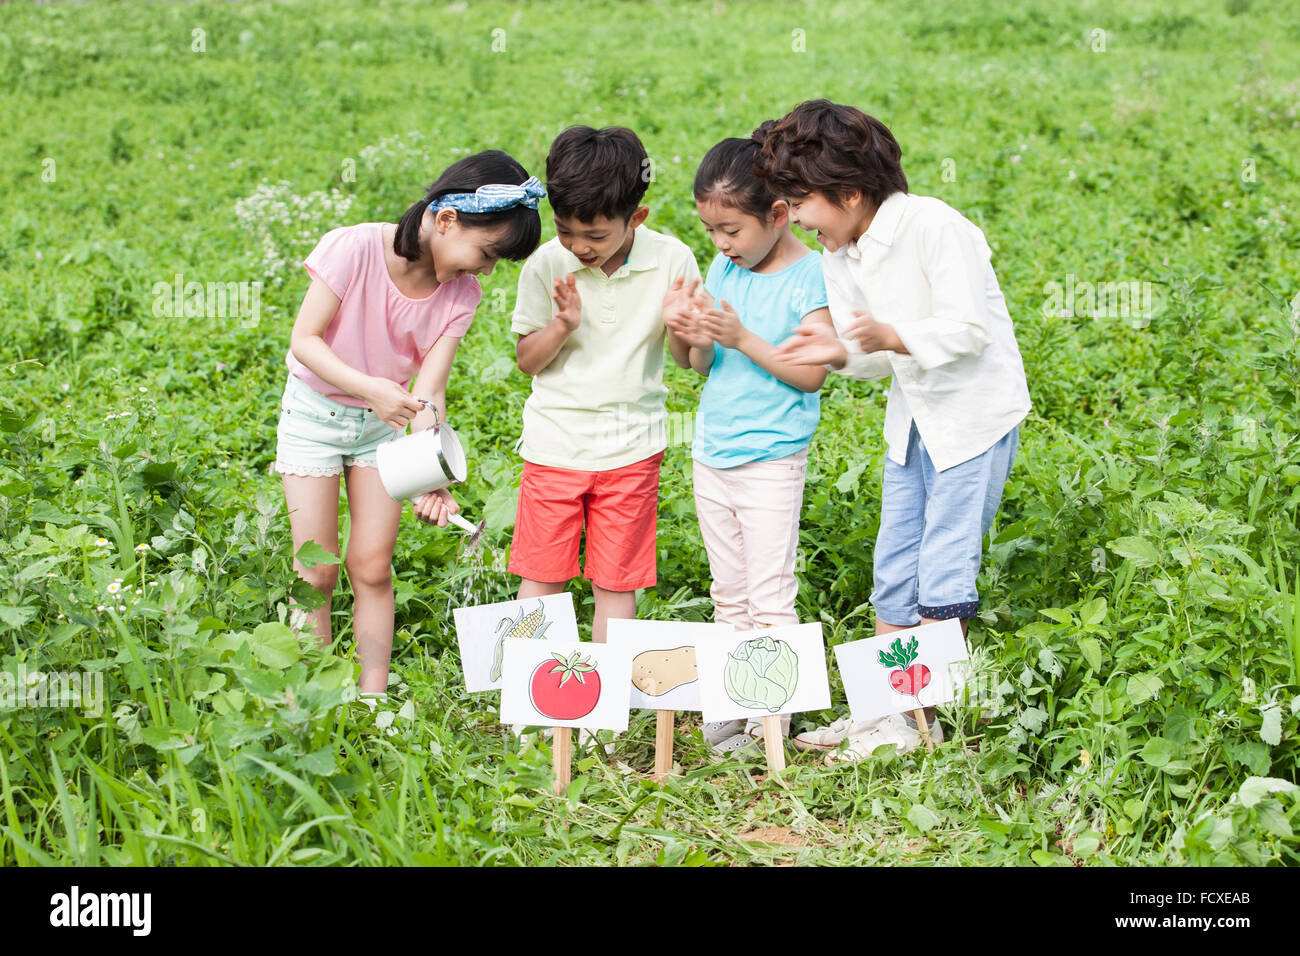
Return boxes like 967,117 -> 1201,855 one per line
552,274 -> 583,332
412,488 -> 460,528
662,276 -> 702,325
699,300 -> 748,350
843,311 -> 906,353
365,378 -> 426,430
775,324 -> 848,368
665,313 -> 713,349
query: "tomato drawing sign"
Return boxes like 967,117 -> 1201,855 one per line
832,619 -> 970,724
499,640 -> 632,731
530,650 -> 601,720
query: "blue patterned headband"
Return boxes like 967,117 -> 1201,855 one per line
428,176 -> 545,215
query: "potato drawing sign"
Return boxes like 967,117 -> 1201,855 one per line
499,640 -> 633,731
606,619 -> 733,710
832,618 -> 970,723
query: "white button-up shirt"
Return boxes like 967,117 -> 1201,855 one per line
824,191 -> 1031,472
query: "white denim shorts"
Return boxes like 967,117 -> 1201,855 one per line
271,374 -> 399,478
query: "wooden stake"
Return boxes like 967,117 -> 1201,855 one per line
761,715 -> 786,773
912,708 -> 935,752
653,710 -> 674,781
552,727 -> 572,795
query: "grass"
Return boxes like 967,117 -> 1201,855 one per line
0,0 -> 1297,865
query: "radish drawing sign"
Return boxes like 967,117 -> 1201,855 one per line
499,640 -> 633,731
832,619 -> 970,723
695,623 -> 831,724
452,593 -> 578,693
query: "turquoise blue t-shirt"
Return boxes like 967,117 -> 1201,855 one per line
692,251 -> 828,468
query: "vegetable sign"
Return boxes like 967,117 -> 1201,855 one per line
832,619 -> 970,723
452,593 -> 578,692
695,623 -> 831,724
725,636 -> 799,712
606,619 -> 734,710
530,650 -> 601,720
499,640 -> 633,732
879,635 -> 930,708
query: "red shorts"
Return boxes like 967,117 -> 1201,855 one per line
508,452 -> 664,592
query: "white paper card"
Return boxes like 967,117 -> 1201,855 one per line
605,619 -> 734,711
452,593 -> 578,692
499,640 -> 633,731
832,618 -> 970,722
695,623 -> 832,723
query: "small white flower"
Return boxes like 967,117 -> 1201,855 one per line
135,543 -> 149,552
97,604 -> 106,612
47,572 -> 56,578
1010,154 -> 1022,164
60,383 -> 70,391
107,582 -> 121,594
138,386 -> 148,393
94,537 -> 108,547
117,604 -> 127,611
135,588 -> 142,595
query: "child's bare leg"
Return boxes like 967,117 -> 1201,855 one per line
875,616 -> 970,723
518,578 -> 567,601
591,584 -> 636,644
343,464 -> 402,694
282,473 -> 342,645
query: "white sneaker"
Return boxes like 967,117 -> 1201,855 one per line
790,712 -> 863,749
900,711 -> 945,749
793,715 -> 881,752
702,720 -> 746,746
824,715 -> 914,764
578,728 -> 617,756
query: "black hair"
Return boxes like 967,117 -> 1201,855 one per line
545,126 -> 649,222
394,149 -> 542,262
757,100 -> 907,206
692,121 -> 780,220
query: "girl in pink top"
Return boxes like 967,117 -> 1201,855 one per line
275,150 -> 543,702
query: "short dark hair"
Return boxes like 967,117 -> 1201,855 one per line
693,121 -> 779,220
395,149 -> 542,262
756,100 -> 908,207
545,126 -> 648,222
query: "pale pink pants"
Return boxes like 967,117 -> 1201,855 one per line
692,448 -> 809,736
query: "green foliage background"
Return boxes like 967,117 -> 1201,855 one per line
0,0 -> 1298,865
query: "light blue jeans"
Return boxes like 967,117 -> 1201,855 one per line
869,421 -> 1019,627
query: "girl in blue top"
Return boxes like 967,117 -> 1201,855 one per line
665,124 -> 834,754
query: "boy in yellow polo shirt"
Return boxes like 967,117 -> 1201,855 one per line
510,126 -> 701,642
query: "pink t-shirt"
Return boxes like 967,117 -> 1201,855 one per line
285,222 -> 482,406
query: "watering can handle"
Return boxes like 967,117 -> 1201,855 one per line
416,397 -> 439,425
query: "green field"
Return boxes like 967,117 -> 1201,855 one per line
1,0 -> 1298,865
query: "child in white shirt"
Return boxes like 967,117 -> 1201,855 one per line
762,99 -> 1032,758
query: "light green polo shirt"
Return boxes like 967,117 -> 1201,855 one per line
511,226 -> 701,471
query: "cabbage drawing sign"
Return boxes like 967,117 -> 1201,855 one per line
725,637 -> 799,712
695,623 -> 831,723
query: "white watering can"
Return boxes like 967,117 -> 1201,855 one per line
375,401 -> 485,547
